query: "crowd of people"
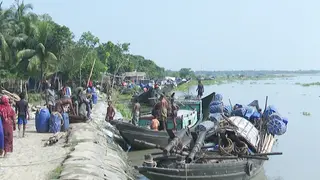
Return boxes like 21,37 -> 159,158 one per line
0,80 -> 98,158
127,93 -> 179,131
44,80 -> 95,121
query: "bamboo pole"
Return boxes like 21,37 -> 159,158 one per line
262,134 -> 272,153
87,58 -> 97,87
266,137 -> 276,153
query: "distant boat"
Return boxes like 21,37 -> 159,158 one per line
132,84 -> 176,106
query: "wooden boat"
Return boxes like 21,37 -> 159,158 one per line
135,113 -> 283,180
115,92 -> 215,150
115,109 -> 199,150
69,114 -> 87,123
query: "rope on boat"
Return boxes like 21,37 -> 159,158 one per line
219,138 -> 234,155
234,141 -> 249,155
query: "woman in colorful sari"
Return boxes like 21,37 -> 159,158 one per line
0,96 -> 16,156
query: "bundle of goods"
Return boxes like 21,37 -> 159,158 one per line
0,90 -> 20,101
231,105 -> 260,120
231,106 -> 247,117
265,106 -> 288,136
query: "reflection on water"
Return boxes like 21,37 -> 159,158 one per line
128,75 -> 320,180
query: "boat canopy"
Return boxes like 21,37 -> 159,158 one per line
228,116 -> 260,150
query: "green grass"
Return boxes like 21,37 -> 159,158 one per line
27,93 -> 43,104
115,103 -> 131,119
110,89 -> 132,120
48,165 -> 63,180
174,75 -> 283,92
296,82 -> 320,87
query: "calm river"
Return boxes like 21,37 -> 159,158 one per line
129,75 -> 320,180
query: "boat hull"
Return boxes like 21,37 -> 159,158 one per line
115,111 -> 201,150
137,159 -> 264,180
115,122 -> 172,150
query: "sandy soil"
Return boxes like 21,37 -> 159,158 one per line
0,118 -> 69,180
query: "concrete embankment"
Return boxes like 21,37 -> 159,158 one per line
59,101 -> 134,180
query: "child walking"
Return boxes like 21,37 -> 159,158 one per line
15,92 -> 29,137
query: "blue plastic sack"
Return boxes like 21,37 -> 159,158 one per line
214,94 -> 223,101
49,113 -> 62,133
210,101 -> 223,113
264,105 -> 278,117
231,107 -> 247,117
61,113 -> 69,132
267,119 -> 287,135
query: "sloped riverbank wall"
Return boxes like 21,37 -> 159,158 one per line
59,101 -> 134,180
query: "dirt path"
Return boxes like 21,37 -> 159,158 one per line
0,118 -> 68,180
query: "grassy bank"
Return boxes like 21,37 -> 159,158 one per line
111,90 -> 132,120
295,82 -> 320,87
175,75 -> 285,91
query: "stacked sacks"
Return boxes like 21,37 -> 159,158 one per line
209,94 -> 224,113
244,106 -> 259,119
209,101 -> 223,113
231,106 -> 246,117
265,105 -> 288,135
231,104 -> 261,121
249,111 -> 261,124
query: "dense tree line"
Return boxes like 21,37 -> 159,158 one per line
0,0 -> 165,85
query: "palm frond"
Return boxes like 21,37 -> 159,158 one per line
27,54 -> 40,71
0,33 -> 10,62
36,43 -> 45,55
16,49 -> 36,61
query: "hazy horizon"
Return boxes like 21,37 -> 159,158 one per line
3,0 -> 320,71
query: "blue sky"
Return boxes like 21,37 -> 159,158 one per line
3,0 -> 320,71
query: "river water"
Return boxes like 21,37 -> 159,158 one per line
128,75 -> 320,180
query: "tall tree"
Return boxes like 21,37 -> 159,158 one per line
17,20 -> 57,80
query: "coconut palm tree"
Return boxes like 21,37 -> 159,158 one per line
0,4 -> 14,65
17,20 -> 58,81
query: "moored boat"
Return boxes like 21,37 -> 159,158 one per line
135,98 -> 287,180
114,92 -> 215,150
115,109 -> 199,150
